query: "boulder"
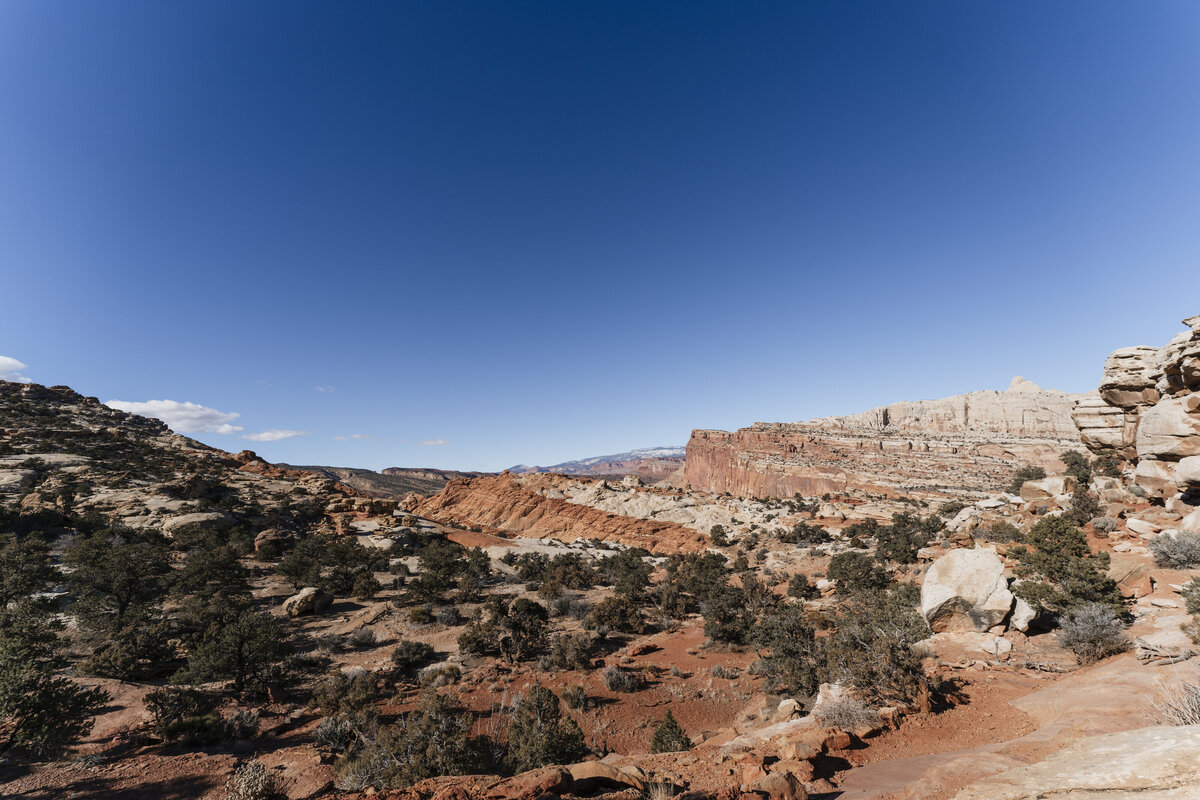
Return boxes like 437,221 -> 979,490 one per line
161,511 -> 236,536
1180,508 -> 1200,534
566,762 -> 644,794
282,587 -> 333,617
1176,456 -> 1200,487
1099,346 -> 1162,408
1072,392 -> 1131,457
1019,476 -> 1077,502
255,528 -> 287,552
0,469 -> 36,492
747,771 -> 808,800
1009,597 -> 1036,632
1136,397 -> 1200,460
1157,318 -> 1200,394
921,548 -> 1015,633
1132,459 -> 1178,498
484,767 -> 572,800
1108,558 -> 1154,599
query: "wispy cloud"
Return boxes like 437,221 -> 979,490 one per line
106,399 -> 244,434
419,438 -> 449,446
242,429 -> 308,442
333,433 -> 376,441
0,355 -> 30,382
315,385 -> 336,393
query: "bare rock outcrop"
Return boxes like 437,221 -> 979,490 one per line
411,473 -> 708,553
1072,315 -> 1200,500
955,724 -> 1200,799
685,378 -> 1083,499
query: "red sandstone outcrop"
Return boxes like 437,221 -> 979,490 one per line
409,472 -> 708,553
685,378 -> 1083,499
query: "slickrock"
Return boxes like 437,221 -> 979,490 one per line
410,473 -> 709,553
954,724 -> 1200,800
685,378 -> 1082,499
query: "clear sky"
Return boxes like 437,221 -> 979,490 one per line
1,2 -> 1198,472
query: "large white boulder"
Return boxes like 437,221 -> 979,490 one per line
1019,476 -> 1077,502
1136,397 -> 1200,460
1099,346 -> 1162,408
921,548 -> 1015,633
1175,455 -> 1200,487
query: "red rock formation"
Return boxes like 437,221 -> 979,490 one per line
411,473 -> 707,553
685,380 -> 1083,499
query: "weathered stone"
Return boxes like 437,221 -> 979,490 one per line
953,724 -> 1200,799
1137,397 -> 1200,460
484,767 -> 572,800
0,469 -> 37,492
1009,597 -> 1036,632
747,771 -> 808,800
921,548 -> 1015,633
161,511 -> 236,536
1072,392 -> 1132,457
1099,346 -> 1162,408
1175,456 -> 1200,487
567,762 -> 645,793
282,587 -> 333,617
1019,476 -> 1077,502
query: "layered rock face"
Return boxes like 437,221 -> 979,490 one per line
685,378 -> 1084,499
1072,315 -> 1200,499
408,472 -> 709,553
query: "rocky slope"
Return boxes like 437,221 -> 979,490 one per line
509,446 -> 686,482
685,377 -> 1084,499
405,472 -> 709,553
283,464 -> 484,498
0,380 -> 395,537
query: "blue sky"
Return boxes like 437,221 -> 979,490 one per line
1,2 -> 1198,472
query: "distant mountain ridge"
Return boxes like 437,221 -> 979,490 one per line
280,464 -> 485,497
508,446 -> 686,482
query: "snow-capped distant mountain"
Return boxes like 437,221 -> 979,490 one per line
508,446 -> 686,482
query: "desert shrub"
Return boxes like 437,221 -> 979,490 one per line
650,710 -> 691,753
1090,516 -> 1117,534
82,614 -> 174,680
1008,465 -> 1046,494
599,550 -> 653,597
551,596 -> 591,620
978,521 -> 1022,543
504,685 -> 587,773
407,539 -> 490,604
827,552 -> 892,594
539,633 -> 594,672
873,514 -> 939,565
1011,516 -> 1122,613
709,525 -> 730,547
814,694 -> 879,731
1150,531 -> 1200,569
821,587 -> 931,708
346,628 -> 377,651
333,691 -> 486,790
701,583 -> 753,644
1056,603 -> 1129,665
408,606 -> 434,625
223,760 -> 283,800
560,684 -> 590,710
314,713 -> 367,754
710,664 -> 739,680
1061,451 -> 1093,482
64,527 -> 172,634
787,573 -> 819,600
752,605 -> 819,697
1182,578 -> 1200,615
779,523 -> 831,545
1066,487 -> 1104,527
352,572 -> 382,600
937,501 -> 968,519
1150,671 -> 1200,726
229,708 -> 260,739
458,597 -> 548,663
147,687 -> 227,745
586,594 -> 647,634
173,608 -> 292,697
418,664 -> 461,688
390,640 -> 436,679
434,606 -> 464,626
603,667 -> 645,693
311,673 -> 380,716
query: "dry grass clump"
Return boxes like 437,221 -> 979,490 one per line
1150,669 -> 1200,726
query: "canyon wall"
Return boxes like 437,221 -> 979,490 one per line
685,377 -> 1085,499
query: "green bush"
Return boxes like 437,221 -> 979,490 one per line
586,594 -> 647,634
539,633 -> 594,672
391,640 -> 436,679
603,667 -> 645,693
709,525 -> 729,547
827,552 -> 892,594
1008,465 -> 1047,494
650,709 -> 691,753
146,687 -> 227,745
504,685 -> 586,773
1011,516 -> 1121,613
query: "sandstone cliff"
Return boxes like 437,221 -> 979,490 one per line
1071,314 -> 1200,504
408,472 -> 708,553
685,378 -> 1084,499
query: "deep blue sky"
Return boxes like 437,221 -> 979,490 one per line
2,2 -> 1198,471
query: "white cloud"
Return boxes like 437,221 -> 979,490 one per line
0,355 -> 30,382
242,429 -> 308,442
419,438 -> 449,446
333,433 -> 376,441
315,385 -> 335,392
106,399 -> 244,434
